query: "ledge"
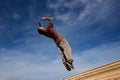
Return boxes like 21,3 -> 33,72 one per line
63,59 -> 120,80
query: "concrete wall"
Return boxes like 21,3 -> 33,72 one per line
63,60 -> 120,80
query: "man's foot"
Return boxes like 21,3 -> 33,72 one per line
63,62 -> 71,71
67,62 -> 74,69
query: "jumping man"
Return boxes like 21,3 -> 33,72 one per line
38,17 -> 74,71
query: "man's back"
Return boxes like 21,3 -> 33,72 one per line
38,22 -> 63,45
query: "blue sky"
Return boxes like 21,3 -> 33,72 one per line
0,0 -> 120,80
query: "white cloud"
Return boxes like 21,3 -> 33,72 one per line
0,39 -> 70,80
0,59 -> 63,80
0,23 -> 8,35
78,0 -> 111,22
55,12 -> 72,22
0,48 -> 65,80
0,0 -> 119,79
47,0 -> 115,27
13,13 -> 20,20
0,41 -> 120,80
63,0 -> 82,9
46,0 -> 119,42
72,41 -> 120,74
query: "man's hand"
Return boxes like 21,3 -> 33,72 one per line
38,21 -> 41,27
41,17 -> 46,20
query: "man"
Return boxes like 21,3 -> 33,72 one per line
38,17 -> 74,71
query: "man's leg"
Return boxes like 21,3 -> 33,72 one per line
58,46 -> 71,71
62,38 -> 74,63
58,38 -> 74,69
58,46 -> 66,63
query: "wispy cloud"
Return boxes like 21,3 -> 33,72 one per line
13,13 -> 20,20
46,0 -> 82,22
46,0 -> 120,48
0,41 -> 120,80
0,47 -> 64,80
73,41 -> 120,73
47,0 -> 118,33
0,0 -> 120,80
